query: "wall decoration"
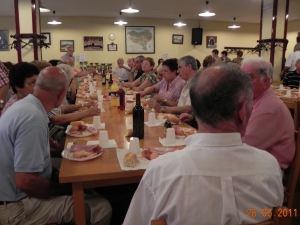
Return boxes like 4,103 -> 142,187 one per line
0,30 -> 9,51
206,36 -> 217,48
84,36 -> 103,51
60,40 -> 74,52
125,26 -> 155,54
172,34 -> 184,44
41,32 -> 51,45
107,44 -> 117,51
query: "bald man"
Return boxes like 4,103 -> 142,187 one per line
0,67 -> 111,225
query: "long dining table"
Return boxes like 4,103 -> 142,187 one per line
59,82 -> 187,225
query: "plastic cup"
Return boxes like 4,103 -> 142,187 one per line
99,130 -> 109,147
286,89 -> 291,97
148,112 -> 156,126
129,137 -> 141,157
279,84 -> 284,90
97,90 -> 102,95
93,81 -> 97,87
93,116 -> 101,129
165,128 -> 176,145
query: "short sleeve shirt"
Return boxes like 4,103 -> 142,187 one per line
139,72 -> 159,85
154,76 -> 185,102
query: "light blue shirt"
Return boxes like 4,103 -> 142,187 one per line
0,94 -> 52,201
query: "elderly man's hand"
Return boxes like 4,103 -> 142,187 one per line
147,98 -> 161,112
179,113 -> 193,123
86,106 -> 101,116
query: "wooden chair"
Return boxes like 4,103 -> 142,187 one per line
283,128 -> 300,209
281,98 -> 300,131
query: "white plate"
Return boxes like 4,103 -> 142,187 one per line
61,148 -> 102,161
66,125 -> 92,137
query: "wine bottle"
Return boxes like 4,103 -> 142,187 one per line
102,73 -> 106,85
117,83 -> 125,110
133,93 -> 144,139
108,74 -> 113,87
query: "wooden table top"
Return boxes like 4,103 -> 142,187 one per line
59,85 -> 187,186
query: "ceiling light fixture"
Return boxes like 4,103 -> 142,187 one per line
114,12 -> 128,25
47,11 -> 62,25
174,14 -> 186,27
199,1 -> 215,17
121,0 -> 139,13
39,0 -> 50,12
228,17 -> 240,29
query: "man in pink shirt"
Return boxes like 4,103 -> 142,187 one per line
241,57 -> 295,169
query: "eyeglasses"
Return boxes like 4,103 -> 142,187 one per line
142,63 -> 150,66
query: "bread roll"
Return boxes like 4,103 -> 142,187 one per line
124,152 -> 137,168
70,121 -> 85,126
167,114 -> 180,124
90,93 -> 98,100
125,128 -> 133,137
73,139 -> 88,145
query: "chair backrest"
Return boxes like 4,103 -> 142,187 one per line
284,128 -> 300,209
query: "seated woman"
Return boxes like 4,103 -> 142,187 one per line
140,58 -> 185,107
122,57 -> 159,91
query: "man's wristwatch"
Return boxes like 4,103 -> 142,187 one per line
161,106 -> 167,113
164,99 -> 167,103
0,100 -> 4,104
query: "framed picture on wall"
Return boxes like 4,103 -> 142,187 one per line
0,30 -> 9,51
172,34 -> 184,44
84,36 -> 103,51
41,32 -> 51,45
107,44 -> 117,51
125,26 -> 155,54
60,40 -> 74,52
206,36 -> 217,48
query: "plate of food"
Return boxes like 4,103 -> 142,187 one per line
61,144 -> 103,161
141,147 -> 176,161
66,121 -> 93,137
173,126 -> 197,137
157,113 -> 180,124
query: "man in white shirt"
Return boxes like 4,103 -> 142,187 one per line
280,43 -> 300,79
123,64 -> 283,225
112,58 -> 130,82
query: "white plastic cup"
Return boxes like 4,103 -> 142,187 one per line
148,112 -> 156,126
83,78 -> 87,83
279,84 -> 284,90
99,130 -> 109,147
286,89 -> 291,97
165,128 -> 176,145
93,116 -> 101,129
98,102 -> 103,110
97,90 -> 102,95
93,81 -> 97,87
129,137 -> 141,157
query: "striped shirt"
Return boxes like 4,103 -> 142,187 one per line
282,70 -> 300,89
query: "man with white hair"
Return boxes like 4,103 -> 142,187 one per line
0,67 -> 111,225
112,58 -> 130,82
241,57 -> 295,169
124,64 -> 283,225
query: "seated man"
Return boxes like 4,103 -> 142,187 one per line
112,58 -> 130,82
147,55 -> 197,115
123,64 -> 283,225
282,58 -> 300,89
0,67 -> 111,224
241,57 -> 295,169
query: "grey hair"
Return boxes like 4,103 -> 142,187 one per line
190,64 -> 252,128
56,64 -> 74,81
35,67 -> 69,95
295,43 -> 300,51
178,55 -> 198,71
241,57 -> 273,80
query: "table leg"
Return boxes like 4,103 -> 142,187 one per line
72,182 -> 86,225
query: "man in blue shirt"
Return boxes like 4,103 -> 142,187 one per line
0,67 -> 111,225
